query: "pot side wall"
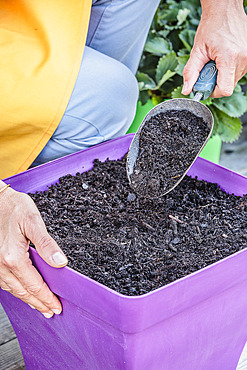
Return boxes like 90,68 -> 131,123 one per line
1,134 -> 247,369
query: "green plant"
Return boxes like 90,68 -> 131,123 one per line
137,0 -> 247,142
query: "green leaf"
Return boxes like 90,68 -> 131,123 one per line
180,0 -> 201,17
158,29 -> 170,38
233,84 -> 242,93
139,54 -> 159,80
177,8 -> 190,25
176,54 -> 189,76
136,72 -> 156,91
139,91 -> 151,105
190,18 -> 200,27
155,52 -> 178,85
212,86 -> 247,118
201,97 -> 213,106
144,37 -> 171,56
159,8 -> 179,23
179,29 -> 196,51
208,106 -> 219,136
239,74 -> 247,85
157,70 -> 177,89
152,95 -> 163,105
177,48 -> 190,56
169,29 -> 184,51
171,85 -> 189,99
210,106 -> 242,142
158,74 -> 183,96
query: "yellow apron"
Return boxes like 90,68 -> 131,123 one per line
0,0 -> 91,178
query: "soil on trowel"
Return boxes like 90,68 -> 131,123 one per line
129,110 -> 210,198
30,157 -> 247,296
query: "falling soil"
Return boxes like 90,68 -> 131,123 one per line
129,110 -> 210,198
30,157 -> 247,296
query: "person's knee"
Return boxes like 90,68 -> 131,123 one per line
61,47 -> 139,142
99,59 -> 139,139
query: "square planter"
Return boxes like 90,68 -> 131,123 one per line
0,134 -> 247,370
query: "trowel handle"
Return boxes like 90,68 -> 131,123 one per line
192,60 -> 218,100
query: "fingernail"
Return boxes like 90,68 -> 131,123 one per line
52,308 -> 62,315
52,252 -> 67,266
28,304 -> 35,309
182,82 -> 188,94
43,312 -> 54,319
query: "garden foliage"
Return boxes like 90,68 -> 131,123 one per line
137,0 -> 247,142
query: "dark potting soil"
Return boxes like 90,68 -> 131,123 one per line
30,157 -> 247,296
129,110 -> 210,198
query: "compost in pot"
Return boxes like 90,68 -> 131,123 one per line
129,109 -> 210,198
30,156 -> 247,296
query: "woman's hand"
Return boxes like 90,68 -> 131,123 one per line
0,183 -> 68,318
182,0 -> 247,98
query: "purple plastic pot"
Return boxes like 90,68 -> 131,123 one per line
0,134 -> 247,370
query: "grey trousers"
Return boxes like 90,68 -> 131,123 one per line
33,0 -> 160,165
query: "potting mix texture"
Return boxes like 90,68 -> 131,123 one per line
130,110 -> 210,198
30,157 -> 247,296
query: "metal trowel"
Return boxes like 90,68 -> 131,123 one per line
126,60 -> 218,198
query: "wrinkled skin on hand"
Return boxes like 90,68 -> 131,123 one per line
182,0 -> 247,98
0,184 -> 68,318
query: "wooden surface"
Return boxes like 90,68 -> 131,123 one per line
0,304 -> 25,370
0,123 -> 246,370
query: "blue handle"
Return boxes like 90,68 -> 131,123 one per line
192,60 -> 218,100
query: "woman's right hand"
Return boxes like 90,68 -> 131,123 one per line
0,182 -> 68,318
182,0 -> 247,98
